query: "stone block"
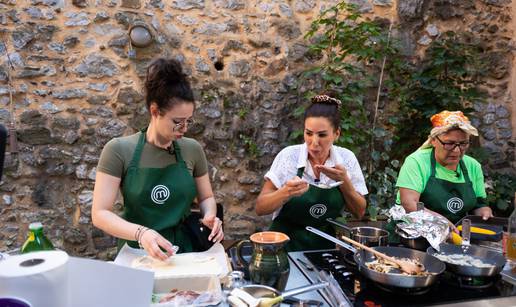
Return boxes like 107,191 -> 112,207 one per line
495,105 -> 509,118
214,0 -> 245,10
75,53 -> 120,78
171,0 -> 204,10
72,0 -> 88,7
120,0 -> 140,9
294,0 -> 316,13
228,60 -> 250,77
397,0 -> 425,21
272,19 -> 301,40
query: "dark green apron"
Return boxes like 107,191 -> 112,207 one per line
419,148 -> 477,224
118,130 -> 197,253
270,167 -> 346,251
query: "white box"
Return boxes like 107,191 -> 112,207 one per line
113,243 -> 230,307
68,257 -> 154,307
151,275 -> 222,306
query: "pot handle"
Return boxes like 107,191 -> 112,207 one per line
235,240 -> 252,267
326,217 -> 351,232
306,226 -> 357,253
281,282 -> 329,298
461,219 -> 471,246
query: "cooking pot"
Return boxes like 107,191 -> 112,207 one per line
395,227 -> 430,251
327,218 -> 388,247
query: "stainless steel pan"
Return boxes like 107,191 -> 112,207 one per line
306,226 -> 445,289
327,218 -> 388,247
426,219 -> 506,277
395,227 -> 430,251
426,244 -> 506,277
355,246 -> 445,288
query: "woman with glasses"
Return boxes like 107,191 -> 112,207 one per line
256,95 -> 368,251
92,58 -> 223,260
396,110 -> 492,225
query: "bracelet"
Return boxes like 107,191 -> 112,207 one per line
137,227 -> 151,249
134,225 -> 145,242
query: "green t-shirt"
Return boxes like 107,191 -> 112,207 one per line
97,132 -> 208,181
396,148 -> 486,204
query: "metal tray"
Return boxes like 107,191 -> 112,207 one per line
455,215 -> 505,242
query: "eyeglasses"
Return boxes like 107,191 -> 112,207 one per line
435,136 -> 470,151
172,118 -> 195,130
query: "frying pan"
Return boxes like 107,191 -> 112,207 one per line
426,244 -> 506,277
306,226 -> 445,289
427,218 -> 506,277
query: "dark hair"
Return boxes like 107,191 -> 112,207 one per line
304,95 -> 341,130
144,58 -> 195,112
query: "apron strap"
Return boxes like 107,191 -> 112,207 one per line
430,148 -> 437,178
459,159 -> 471,183
172,140 -> 185,163
296,167 -> 304,178
128,130 -> 146,169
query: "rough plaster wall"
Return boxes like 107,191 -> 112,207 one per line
0,0 -> 513,258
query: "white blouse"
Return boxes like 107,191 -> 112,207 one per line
264,143 -> 368,218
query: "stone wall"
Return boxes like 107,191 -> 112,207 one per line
0,0 -> 513,258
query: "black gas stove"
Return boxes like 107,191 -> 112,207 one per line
290,249 -> 516,307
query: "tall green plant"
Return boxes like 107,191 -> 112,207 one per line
485,172 -> 516,217
302,2 -> 397,155
393,31 -> 487,157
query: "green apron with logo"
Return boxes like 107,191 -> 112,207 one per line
419,148 -> 477,224
269,167 -> 346,251
118,130 -> 197,253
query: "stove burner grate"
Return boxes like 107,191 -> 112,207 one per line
443,272 -> 495,290
373,281 -> 432,295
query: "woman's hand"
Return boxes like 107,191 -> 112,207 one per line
474,206 -> 493,220
139,229 -> 177,261
281,176 -> 309,198
314,164 -> 349,182
201,215 -> 224,243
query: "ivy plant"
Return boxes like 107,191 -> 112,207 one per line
392,31 -> 487,158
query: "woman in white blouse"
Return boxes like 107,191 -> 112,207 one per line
256,95 -> 368,251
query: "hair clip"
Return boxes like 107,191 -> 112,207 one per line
311,95 -> 342,107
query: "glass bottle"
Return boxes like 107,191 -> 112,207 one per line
21,222 -> 55,253
507,199 -> 516,263
221,271 -> 245,305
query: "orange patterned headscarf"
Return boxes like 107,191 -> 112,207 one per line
420,111 -> 478,149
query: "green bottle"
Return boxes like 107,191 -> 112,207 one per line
21,222 -> 55,253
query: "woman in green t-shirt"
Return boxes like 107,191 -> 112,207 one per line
92,58 -> 223,260
396,110 -> 493,225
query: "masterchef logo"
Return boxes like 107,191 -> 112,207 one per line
151,185 -> 170,204
446,197 -> 464,213
309,204 -> 327,218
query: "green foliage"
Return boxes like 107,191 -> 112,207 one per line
303,2 -> 396,154
485,172 -> 516,217
239,134 -> 260,158
237,107 -> 249,119
392,31 -> 487,158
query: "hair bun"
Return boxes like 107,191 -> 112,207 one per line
147,58 -> 187,85
311,95 -> 342,108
